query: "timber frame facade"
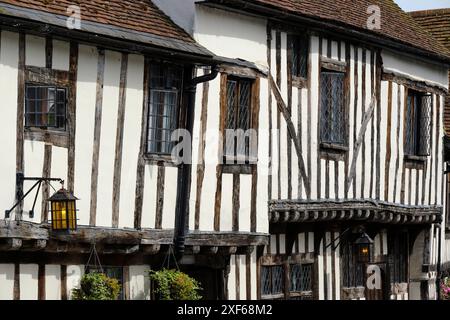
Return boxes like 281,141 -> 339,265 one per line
0,0 -> 449,300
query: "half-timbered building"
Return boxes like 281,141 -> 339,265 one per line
411,7 -> 450,282
152,0 -> 450,300
0,0 -> 449,301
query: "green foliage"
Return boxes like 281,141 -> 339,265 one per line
149,269 -> 202,300
72,272 -> 121,300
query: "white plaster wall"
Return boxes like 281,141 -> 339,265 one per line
220,173 -> 234,231
194,5 -> 267,65
96,50 -> 121,227
129,265 -> 151,300
52,40 -> 70,71
0,264 -> 14,300
19,264 -> 38,300
141,164 -> 158,229
118,54 -> 144,229
162,166 -> 178,229
74,45 -> 98,226
25,35 -> 45,67
0,31 -> 19,219
239,174 -> 252,232
66,265 -> 83,300
45,265 -> 61,300
51,146 -> 68,194
382,49 -> 448,88
23,140 -> 45,223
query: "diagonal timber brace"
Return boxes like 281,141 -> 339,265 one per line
268,74 -> 310,197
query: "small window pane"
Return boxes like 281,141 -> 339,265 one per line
146,63 -> 182,155
25,85 -> 67,130
320,71 -> 345,145
290,264 -> 312,292
261,265 -> 284,297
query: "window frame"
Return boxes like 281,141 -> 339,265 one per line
220,72 -> 259,171
260,254 -> 314,300
24,83 -> 68,131
319,68 -> 347,149
144,61 -> 184,162
287,33 -> 309,88
404,88 -> 432,161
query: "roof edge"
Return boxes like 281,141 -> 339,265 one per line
409,8 -> 450,17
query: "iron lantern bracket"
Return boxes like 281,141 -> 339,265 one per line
5,172 -> 64,219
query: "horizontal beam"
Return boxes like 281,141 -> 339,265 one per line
269,199 -> 443,225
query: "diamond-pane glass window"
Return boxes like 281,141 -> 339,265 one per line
261,265 -> 284,297
405,90 -> 432,157
25,85 -> 67,130
147,63 -> 183,155
290,264 -> 312,292
320,71 -> 346,145
290,35 -> 308,79
224,77 -> 255,163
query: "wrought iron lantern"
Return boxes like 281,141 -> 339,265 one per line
354,232 -> 374,263
48,187 -> 78,231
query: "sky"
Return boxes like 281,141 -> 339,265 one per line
394,0 -> 450,12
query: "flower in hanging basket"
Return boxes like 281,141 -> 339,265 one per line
149,269 -> 202,300
72,272 -> 121,300
441,277 -> 450,300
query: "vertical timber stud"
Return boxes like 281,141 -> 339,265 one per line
214,73 -> 227,231
385,81 -> 393,201
67,42 -> 78,193
232,173 -> 240,232
370,51 -> 375,198
344,43 -> 351,199
353,46 -> 359,198
246,254 -> 251,300
38,264 -> 45,300
250,77 -> 260,233
155,165 -> 165,229
375,50 -> 382,200
13,263 -> 20,300
45,36 -> 52,69
134,57 -> 150,229
287,35 -> 293,200
41,144 -> 52,222
361,49 -> 366,198
276,30 -> 281,200
112,53 -> 128,228
90,49 -> 106,226
267,23 -> 273,201
194,74 -> 210,230
317,36 -> 322,199
123,266 -> 130,300
61,265 -> 67,300
16,33 -> 25,221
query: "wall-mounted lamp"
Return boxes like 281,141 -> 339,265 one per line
5,172 -> 79,231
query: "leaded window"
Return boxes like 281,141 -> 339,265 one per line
224,77 -> 255,163
289,35 -> 308,79
405,90 -> 432,157
25,85 -> 67,130
388,233 -> 408,284
341,237 -> 364,288
261,265 -> 284,298
147,63 -> 183,155
290,263 -> 313,300
320,71 -> 346,146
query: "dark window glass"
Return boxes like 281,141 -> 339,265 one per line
290,35 -> 308,79
261,265 -> 284,297
388,233 -> 408,284
290,264 -> 313,293
147,63 -> 182,155
224,78 -> 254,163
341,236 -> 364,288
320,71 -> 345,145
405,91 -> 432,156
25,85 -> 66,129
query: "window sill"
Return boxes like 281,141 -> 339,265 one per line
24,127 -> 68,148
222,164 -> 256,175
292,76 -> 307,89
404,155 -> 428,163
320,142 -> 348,153
143,153 -> 178,167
